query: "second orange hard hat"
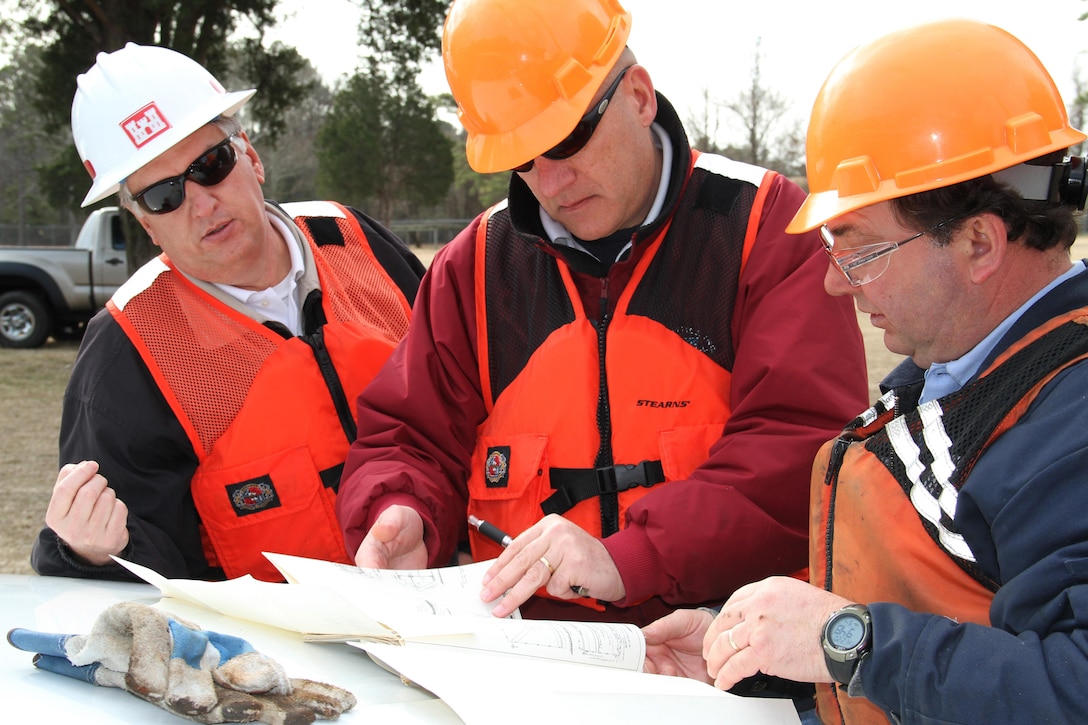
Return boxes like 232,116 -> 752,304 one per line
789,19 -> 1086,232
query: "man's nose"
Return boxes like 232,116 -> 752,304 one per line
528,156 -> 576,197
184,178 -> 219,216
824,262 -> 854,297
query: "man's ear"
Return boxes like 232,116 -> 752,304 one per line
626,65 -> 658,128
132,210 -> 160,248
962,212 -> 1007,285
238,131 -> 265,184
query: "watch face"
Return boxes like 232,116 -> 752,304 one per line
829,614 -> 865,649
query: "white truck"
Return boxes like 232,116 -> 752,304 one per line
0,207 -> 129,348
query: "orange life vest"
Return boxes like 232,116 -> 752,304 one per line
811,309 -> 1088,724
108,201 -> 412,581
467,155 -> 772,606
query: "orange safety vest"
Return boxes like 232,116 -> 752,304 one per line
811,309 -> 1088,724
467,155 -> 773,602
108,201 -> 412,581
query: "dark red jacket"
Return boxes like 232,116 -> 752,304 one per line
337,95 -> 869,624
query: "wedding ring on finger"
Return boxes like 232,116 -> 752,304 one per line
727,628 -> 741,652
539,555 -> 554,575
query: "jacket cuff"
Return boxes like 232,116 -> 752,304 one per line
364,493 -> 441,564
55,534 -> 128,575
364,493 -> 424,530
601,525 -> 670,606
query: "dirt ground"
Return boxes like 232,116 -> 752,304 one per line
3,237 -> 1084,575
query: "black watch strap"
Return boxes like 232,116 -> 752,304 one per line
825,646 -> 865,685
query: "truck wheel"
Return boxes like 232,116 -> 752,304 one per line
0,291 -> 52,348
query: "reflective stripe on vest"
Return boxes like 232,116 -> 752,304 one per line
108,202 -> 411,580
467,157 -> 772,600
811,310 -> 1088,724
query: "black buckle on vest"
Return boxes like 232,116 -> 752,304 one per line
541,460 -> 666,516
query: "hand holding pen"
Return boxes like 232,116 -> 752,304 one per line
469,515 -> 590,598
469,513 -> 627,617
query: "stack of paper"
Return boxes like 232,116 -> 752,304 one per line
114,553 -> 800,725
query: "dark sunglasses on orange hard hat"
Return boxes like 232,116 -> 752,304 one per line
513,67 -> 632,174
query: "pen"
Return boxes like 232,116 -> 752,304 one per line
467,515 -> 590,598
468,514 -> 513,547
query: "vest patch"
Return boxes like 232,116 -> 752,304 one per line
226,476 -> 282,516
302,216 -> 346,246
484,447 -> 510,488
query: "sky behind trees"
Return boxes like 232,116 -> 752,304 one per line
265,0 -> 1088,140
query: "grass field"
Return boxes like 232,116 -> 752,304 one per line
2,237 -> 1084,574
0,339 -> 79,573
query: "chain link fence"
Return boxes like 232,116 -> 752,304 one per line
388,219 -> 471,248
0,224 -> 79,247
0,219 -> 472,249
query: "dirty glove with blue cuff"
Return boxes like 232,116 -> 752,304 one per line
7,601 -> 355,724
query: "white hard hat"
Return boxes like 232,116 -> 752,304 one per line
71,43 -> 256,208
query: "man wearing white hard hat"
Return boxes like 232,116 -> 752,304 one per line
30,43 -> 425,583
643,19 -> 1088,724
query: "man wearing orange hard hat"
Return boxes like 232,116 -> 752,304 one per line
644,18 -> 1088,724
31,44 -> 425,583
336,0 -> 868,639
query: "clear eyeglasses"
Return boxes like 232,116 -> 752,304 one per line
819,217 -> 958,286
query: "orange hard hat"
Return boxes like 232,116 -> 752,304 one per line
442,0 -> 632,173
788,19 -> 1087,232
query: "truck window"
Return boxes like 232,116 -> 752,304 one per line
110,214 -> 126,251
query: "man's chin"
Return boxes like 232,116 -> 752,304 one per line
883,333 -> 914,362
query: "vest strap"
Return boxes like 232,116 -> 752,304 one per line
542,460 -> 666,516
319,463 -> 345,492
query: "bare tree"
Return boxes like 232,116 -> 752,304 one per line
258,58 -> 331,203
724,38 -> 792,169
686,87 -> 725,154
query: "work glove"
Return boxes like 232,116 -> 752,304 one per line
7,601 -> 355,724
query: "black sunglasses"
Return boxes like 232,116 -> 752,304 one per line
132,135 -> 239,215
513,67 -> 632,173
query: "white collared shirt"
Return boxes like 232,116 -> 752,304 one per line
214,212 -> 305,336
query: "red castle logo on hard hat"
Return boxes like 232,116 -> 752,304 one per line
121,103 -> 172,148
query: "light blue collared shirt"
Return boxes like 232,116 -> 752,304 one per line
920,260 -> 1085,403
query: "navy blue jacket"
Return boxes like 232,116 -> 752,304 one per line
860,265 -> 1088,723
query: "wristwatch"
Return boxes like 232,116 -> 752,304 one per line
821,604 -> 872,685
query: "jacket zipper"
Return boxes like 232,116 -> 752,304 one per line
595,277 -> 621,536
302,327 -> 357,444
